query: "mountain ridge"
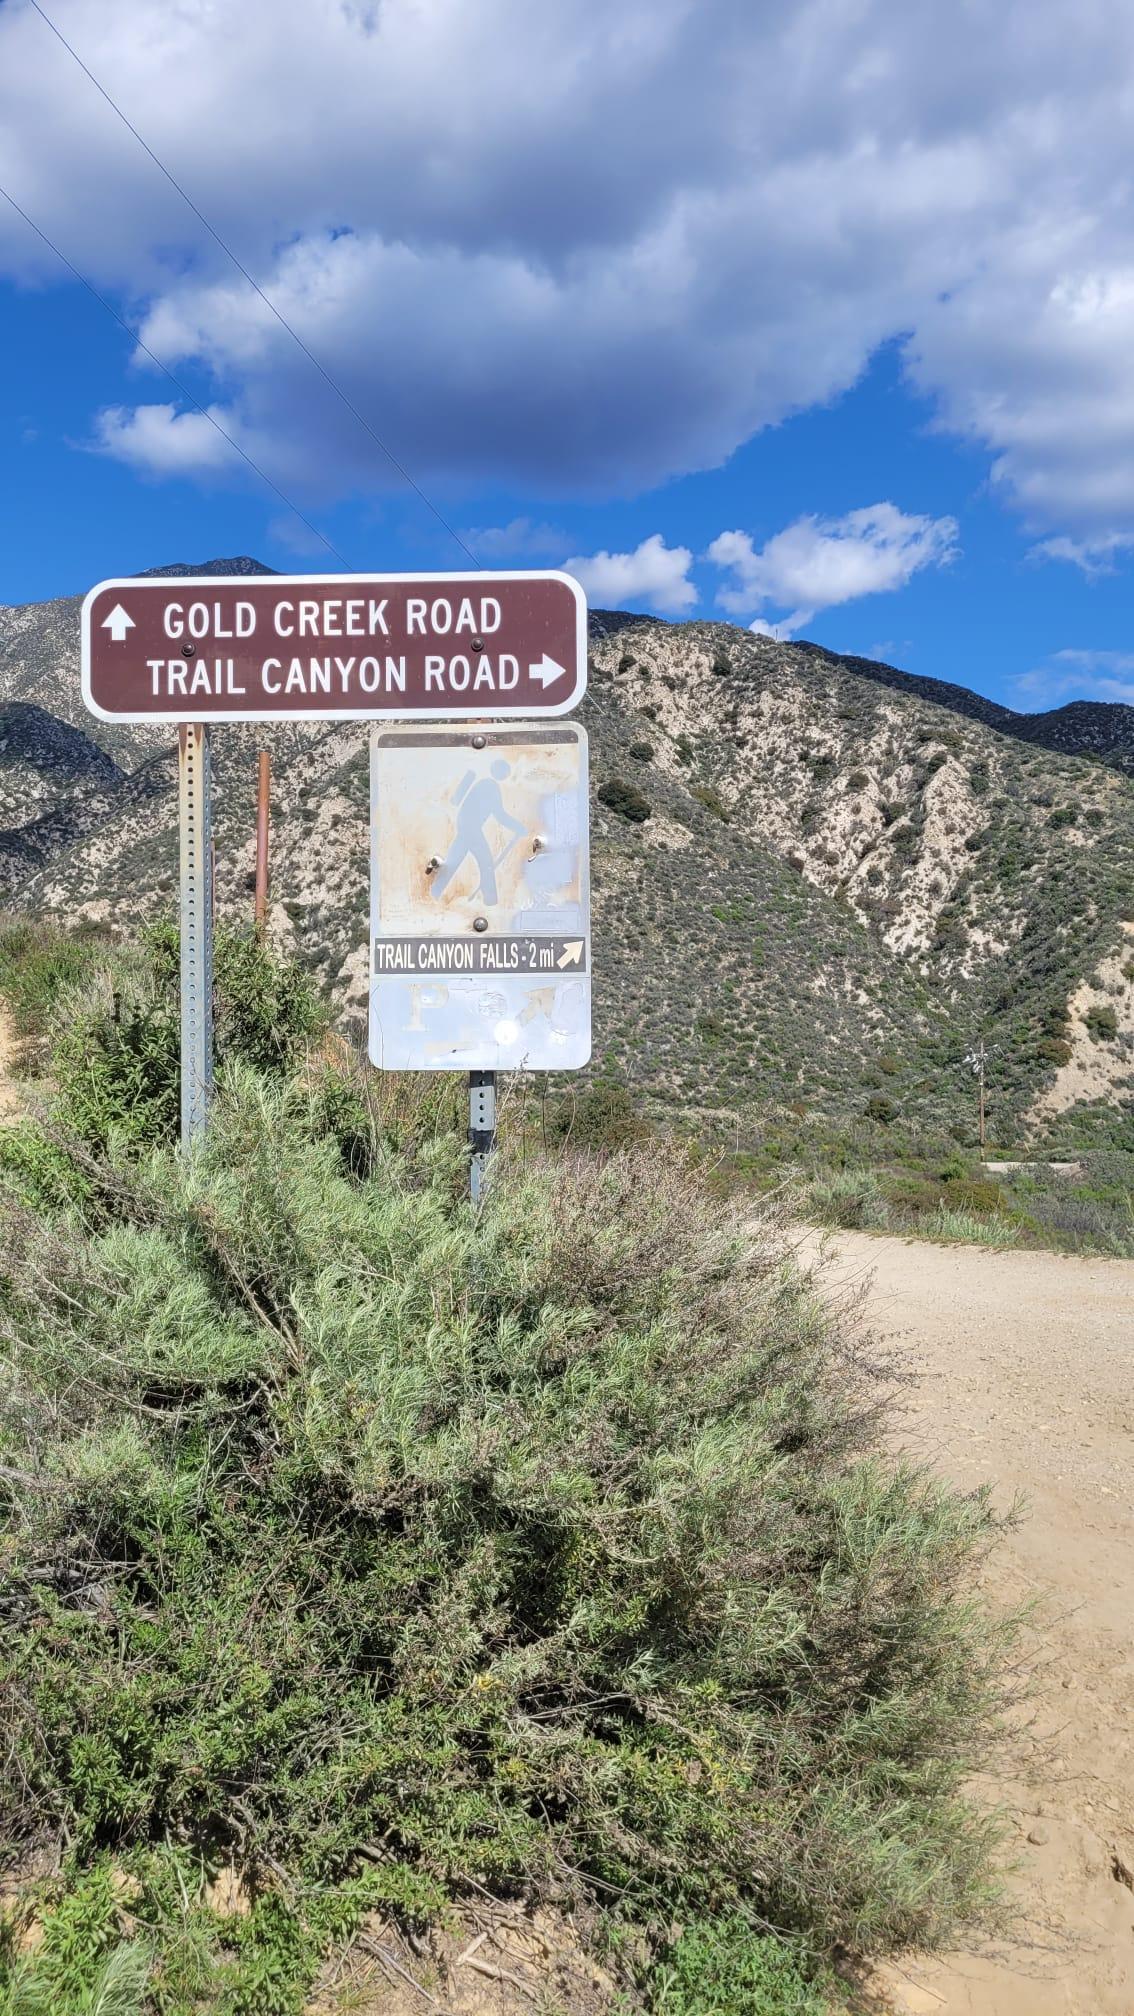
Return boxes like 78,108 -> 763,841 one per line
1,562 -> 1131,1148
4,559 -> 1132,777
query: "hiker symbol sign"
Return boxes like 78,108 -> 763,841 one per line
369,723 -> 591,1071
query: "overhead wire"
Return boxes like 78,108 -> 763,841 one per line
25,0 -> 482,569
0,179 -> 352,566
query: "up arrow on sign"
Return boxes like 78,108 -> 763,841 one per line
101,604 -> 135,642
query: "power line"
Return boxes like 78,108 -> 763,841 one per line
0,179 -> 352,567
26,0 -> 482,569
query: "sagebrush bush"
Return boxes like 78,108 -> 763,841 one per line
0,917 -> 109,1073
808,1168 -> 889,1231
0,1057 -> 1016,2006
42,922 -> 322,1153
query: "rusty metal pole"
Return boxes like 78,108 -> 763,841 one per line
178,725 -> 214,1147
254,749 -> 271,934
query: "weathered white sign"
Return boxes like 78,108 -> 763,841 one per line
369,724 -> 591,1071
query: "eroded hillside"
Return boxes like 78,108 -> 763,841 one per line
1,579 -> 1131,1145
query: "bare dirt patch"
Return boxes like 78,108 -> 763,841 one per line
814,1231 -> 1134,2016
308,1904 -> 617,2016
0,1001 -> 22,1121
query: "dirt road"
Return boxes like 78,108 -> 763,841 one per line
813,1231 -> 1134,2016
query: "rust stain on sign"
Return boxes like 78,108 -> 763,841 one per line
369,724 -> 590,1072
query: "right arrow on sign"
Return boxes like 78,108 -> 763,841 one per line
557,940 -> 584,969
529,653 -> 567,688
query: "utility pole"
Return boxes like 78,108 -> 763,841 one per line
254,750 -> 271,934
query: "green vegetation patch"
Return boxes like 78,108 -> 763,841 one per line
598,776 -> 652,823
0,939 -> 1018,2009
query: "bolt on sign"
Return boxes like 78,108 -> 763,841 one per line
370,724 -> 590,1071
81,571 -> 586,721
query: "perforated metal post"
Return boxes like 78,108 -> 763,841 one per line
178,724 -> 215,1147
469,1070 -> 496,1204
254,749 -> 270,932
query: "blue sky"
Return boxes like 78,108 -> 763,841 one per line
2,0 -> 1133,711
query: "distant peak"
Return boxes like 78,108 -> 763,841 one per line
136,557 -> 278,578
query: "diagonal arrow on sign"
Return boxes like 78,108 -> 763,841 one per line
556,939 -> 584,969
101,604 -> 135,643
529,652 -> 566,688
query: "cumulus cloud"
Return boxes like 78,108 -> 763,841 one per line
92,402 -> 237,475
563,534 -> 697,614
707,504 -> 957,634
1,0 -> 1134,548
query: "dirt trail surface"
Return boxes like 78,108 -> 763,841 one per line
0,1004 -> 21,1121
814,1231 -> 1134,2016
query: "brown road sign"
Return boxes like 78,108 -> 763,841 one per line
81,571 -> 587,722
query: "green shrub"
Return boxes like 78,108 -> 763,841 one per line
864,1094 -> 897,1124
948,1178 -> 1010,1217
691,784 -> 731,821
808,1168 -> 889,1230
649,1917 -> 825,2015
1083,1002 -> 1118,1042
598,777 -> 652,823
1037,1037 -> 1073,1066
629,739 -> 655,763
547,1075 -> 648,1150
44,925 -> 323,1156
924,1206 -> 1019,1248
0,1864 -> 150,2014
0,918 -> 109,1071
0,1068 -> 1015,2000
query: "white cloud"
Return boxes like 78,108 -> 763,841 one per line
464,517 -> 567,560
563,534 -> 696,613
92,402 -> 237,475
1,0 -> 1134,550
1031,533 -> 1134,577
1016,649 -> 1134,707
707,504 -> 956,633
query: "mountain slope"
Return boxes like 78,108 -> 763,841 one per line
1,574 -> 1131,1147
796,642 -> 1134,775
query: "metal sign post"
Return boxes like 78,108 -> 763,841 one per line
178,724 -> 214,1146
254,749 -> 271,932
469,1070 -> 497,1203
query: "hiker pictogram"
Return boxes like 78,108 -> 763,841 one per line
431,759 -> 527,905
370,723 -> 590,1074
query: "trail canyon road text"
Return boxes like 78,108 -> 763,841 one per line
82,572 -> 587,721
